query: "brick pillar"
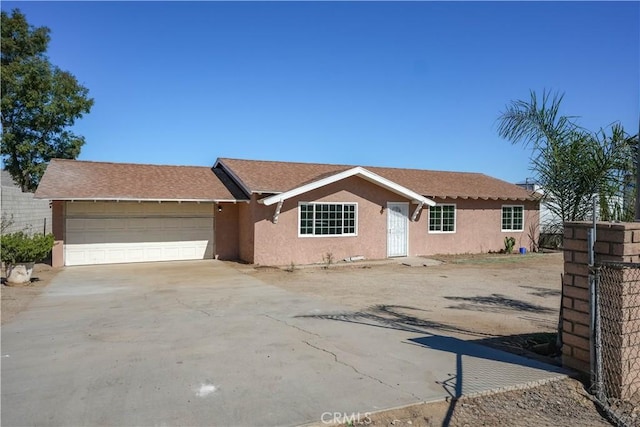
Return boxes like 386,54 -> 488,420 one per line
562,223 -> 592,373
562,222 -> 640,398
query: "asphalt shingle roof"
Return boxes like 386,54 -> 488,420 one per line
35,159 -> 243,201
217,158 -> 537,201
35,157 -> 537,202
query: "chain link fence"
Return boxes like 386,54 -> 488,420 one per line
593,262 -> 640,427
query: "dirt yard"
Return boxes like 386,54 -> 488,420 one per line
1,263 -> 59,325
245,252 -> 615,426
248,252 -> 565,341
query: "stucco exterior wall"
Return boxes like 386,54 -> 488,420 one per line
422,198 -> 539,255
236,178 -> 540,266
238,200 -> 255,263
251,176 -> 416,265
214,203 -> 239,260
51,201 -> 65,268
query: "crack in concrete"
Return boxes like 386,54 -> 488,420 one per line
265,314 -> 422,400
301,340 -> 423,401
263,314 -> 323,337
176,298 -> 211,317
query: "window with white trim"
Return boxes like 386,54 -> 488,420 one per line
299,203 -> 357,236
502,205 -> 524,231
429,204 -> 456,232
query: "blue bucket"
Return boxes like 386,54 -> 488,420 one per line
519,247 -> 527,255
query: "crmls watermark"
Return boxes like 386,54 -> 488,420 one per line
320,412 -> 372,425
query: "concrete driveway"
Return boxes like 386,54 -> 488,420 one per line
2,261 -> 568,426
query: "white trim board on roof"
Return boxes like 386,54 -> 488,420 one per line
33,197 -> 247,203
432,195 -> 533,201
258,166 -> 436,207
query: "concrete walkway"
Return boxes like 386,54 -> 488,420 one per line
2,260 -> 568,426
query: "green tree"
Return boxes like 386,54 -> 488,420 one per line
1,9 -> 93,191
497,90 -> 637,226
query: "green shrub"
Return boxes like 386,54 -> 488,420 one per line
1,232 -> 54,264
504,236 -> 516,254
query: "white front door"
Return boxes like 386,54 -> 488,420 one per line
387,202 -> 408,257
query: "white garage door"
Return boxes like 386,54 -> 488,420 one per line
65,201 -> 214,266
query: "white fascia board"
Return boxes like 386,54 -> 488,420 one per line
36,197 -> 235,203
259,167 -> 436,207
254,190 -> 283,195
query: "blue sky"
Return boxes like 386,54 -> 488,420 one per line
3,1 -> 639,183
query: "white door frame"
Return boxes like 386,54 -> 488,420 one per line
387,202 -> 409,257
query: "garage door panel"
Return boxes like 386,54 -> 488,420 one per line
126,248 -> 145,262
162,218 -> 182,229
64,202 -> 214,266
127,218 -> 147,229
65,241 -> 212,265
65,219 -> 85,232
103,218 -> 126,230
106,248 -> 126,264
66,247 -> 106,266
163,247 -> 179,259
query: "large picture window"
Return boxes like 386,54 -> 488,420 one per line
429,204 -> 456,232
299,203 -> 357,236
502,205 -> 524,231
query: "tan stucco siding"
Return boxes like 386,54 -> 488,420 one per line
215,203 -> 239,260
51,200 -> 65,267
422,198 -> 540,255
238,200 -> 255,263
251,176 -> 422,265
245,179 -> 539,265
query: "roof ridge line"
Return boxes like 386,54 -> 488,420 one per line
220,157 -> 486,175
51,158 -> 214,168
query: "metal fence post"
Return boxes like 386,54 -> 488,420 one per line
588,228 -> 598,397
588,198 -> 602,401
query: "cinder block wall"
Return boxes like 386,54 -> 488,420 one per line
562,222 -> 640,399
1,186 -> 52,235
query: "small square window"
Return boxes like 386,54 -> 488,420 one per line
429,205 -> 456,233
502,206 -> 524,231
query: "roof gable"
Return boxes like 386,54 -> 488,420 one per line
217,158 -> 536,201
259,167 -> 436,207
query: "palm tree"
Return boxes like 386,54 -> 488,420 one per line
497,90 -> 636,226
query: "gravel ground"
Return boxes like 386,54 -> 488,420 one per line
1,263 -> 58,324
247,253 -> 564,341
345,377 -> 612,427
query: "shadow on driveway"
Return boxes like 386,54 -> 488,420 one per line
296,304 -> 495,338
444,294 -> 555,313
298,304 -> 568,427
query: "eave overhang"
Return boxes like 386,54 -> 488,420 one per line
429,195 -> 539,202
33,197 -> 248,203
